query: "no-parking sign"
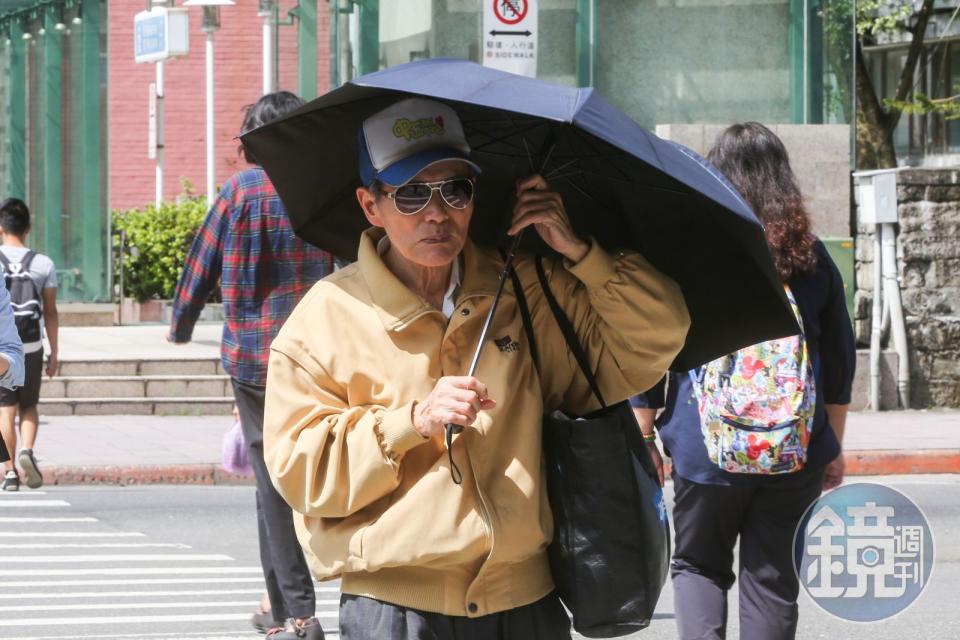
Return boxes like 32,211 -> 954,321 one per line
483,0 -> 538,77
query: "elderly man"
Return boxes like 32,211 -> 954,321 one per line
264,98 -> 690,639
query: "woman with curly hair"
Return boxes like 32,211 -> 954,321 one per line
632,122 -> 855,640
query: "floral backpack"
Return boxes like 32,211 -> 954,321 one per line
688,285 -> 816,474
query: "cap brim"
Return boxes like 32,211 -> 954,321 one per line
377,148 -> 482,187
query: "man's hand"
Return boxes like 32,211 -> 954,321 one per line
822,453 -> 845,491
45,353 -> 58,378
508,175 -> 589,263
412,376 -> 496,438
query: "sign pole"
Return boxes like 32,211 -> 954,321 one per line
155,60 -> 164,209
259,0 -> 275,94
205,28 -> 216,204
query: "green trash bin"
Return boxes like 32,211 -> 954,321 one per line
820,236 -> 855,324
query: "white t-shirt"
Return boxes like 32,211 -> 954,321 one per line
0,245 -> 58,299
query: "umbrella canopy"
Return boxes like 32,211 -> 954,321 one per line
241,58 -> 796,371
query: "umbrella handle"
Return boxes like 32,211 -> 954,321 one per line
443,231 -> 525,477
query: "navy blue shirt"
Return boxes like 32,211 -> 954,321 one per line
633,240 -> 855,485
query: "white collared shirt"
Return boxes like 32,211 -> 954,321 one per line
377,236 -> 461,319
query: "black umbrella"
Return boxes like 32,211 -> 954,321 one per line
242,58 -> 796,371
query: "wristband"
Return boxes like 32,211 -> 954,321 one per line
641,432 -> 657,443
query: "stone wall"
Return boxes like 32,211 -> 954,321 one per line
854,169 -> 960,407
655,124 -> 852,237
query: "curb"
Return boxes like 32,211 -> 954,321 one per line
30,450 -> 960,486
845,449 -> 960,475
43,464 -> 255,486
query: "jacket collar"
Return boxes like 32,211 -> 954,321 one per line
358,228 -> 501,331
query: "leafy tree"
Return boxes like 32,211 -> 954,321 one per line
847,0 -> 938,169
836,1 -> 960,168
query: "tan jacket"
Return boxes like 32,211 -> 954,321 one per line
264,227 -> 689,618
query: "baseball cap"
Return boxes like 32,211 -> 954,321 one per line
358,98 -> 481,187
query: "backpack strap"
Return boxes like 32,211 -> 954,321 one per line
19,250 -> 37,273
0,250 -> 36,275
783,284 -> 806,337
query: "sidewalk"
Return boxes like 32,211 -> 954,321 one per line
57,322 -> 224,361
12,324 -> 960,484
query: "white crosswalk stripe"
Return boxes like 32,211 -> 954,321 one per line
0,543 -> 193,549
0,553 -> 236,563
0,531 -> 146,537
0,500 -> 71,508
0,517 -> 99,523
0,488 -> 342,638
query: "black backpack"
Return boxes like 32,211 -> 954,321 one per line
0,250 -> 43,345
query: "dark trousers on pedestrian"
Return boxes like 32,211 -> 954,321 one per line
671,469 -> 823,640
233,379 -> 316,621
339,593 -> 571,640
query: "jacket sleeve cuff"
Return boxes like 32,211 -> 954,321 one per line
565,239 -> 619,290
377,401 -> 428,461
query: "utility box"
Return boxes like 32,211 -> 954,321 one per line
853,169 -> 899,224
134,7 -> 190,64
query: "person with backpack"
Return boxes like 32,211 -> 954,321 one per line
0,197 -> 58,492
634,123 -> 855,640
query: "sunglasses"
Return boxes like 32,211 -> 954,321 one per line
383,178 -> 476,216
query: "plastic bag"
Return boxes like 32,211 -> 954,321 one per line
222,420 -> 253,476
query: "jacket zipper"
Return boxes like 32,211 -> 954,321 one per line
463,441 -> 495,603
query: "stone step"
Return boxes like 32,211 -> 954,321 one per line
58,359 -> 225,377
41,375 -> 232,399
39,397 -> 234,416
58,303 -> 117,327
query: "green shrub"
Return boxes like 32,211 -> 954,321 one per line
112,195 -> 209,302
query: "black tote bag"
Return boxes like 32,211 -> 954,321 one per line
512,257 -> 671,638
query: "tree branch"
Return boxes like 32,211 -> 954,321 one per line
892,0 -> 936,108
856,38 -> 889,129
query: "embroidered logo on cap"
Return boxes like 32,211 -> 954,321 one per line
393,116 -> 445,141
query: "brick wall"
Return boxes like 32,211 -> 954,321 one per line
854,169 -> 960,407
108,1 -> 330,212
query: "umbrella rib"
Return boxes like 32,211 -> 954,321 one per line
570,165 -> 692,195
463,120 -> 545,155
542,158 -> 578,181
556,172 -> 619,217
569,126 -> 634,182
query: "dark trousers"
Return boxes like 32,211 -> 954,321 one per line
671,469 -> 824,640
339,593 -> 571,640
232,379 -> 316,621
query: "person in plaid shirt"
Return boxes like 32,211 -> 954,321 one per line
169,91 -> 333,640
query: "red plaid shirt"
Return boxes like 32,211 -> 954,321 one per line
169,167 -> 334,385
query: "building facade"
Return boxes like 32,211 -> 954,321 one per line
1,0 -> 330,302
1,0 -> 106,302
2,0 -> 854,302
